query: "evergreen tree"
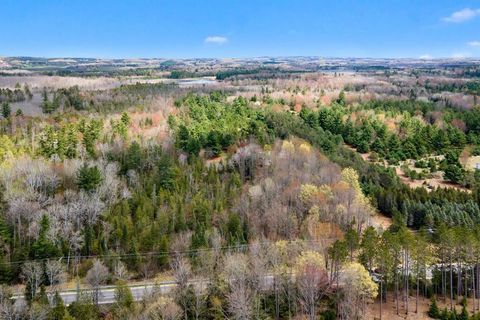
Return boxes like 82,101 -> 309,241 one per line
36,285 -> 49,305
359,226 -> 379,271
459,305 -> 468,320
428,297 -> 440,318
157,155 -> 175,190
31,214 -> 59,259
41,88 -> 55,114
68,293 -> 98,320
51,291 -> 67,320
76,165 -> 103,192
1,102 -> 11,119
157,235 -> 169,267
114,280 -> 134,312
440,307 -> 450,320
449,311 -> 458,320
337,90 -> 346,106
81,119 -> 103,158
444,164 -> 464,183
226,213 -> 244,245
345,228 -> 360,262
120,112 -> 131,126
123,141 -> 142,172
63,124 -> 78,159
39,126 -> 64,159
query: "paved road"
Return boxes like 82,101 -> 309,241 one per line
12,280 -> 178,306
12,275 -> 275,306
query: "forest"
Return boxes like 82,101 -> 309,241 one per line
0,63 -> 480,320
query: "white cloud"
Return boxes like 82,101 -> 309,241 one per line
443,8 -> 480,23
468,41 -> 480,47
419,54 -> 433,59
204,36 -> 228,45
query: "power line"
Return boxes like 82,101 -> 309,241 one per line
0,239 -> 331,267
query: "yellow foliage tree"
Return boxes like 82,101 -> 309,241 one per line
294,250 -> 325,274
299,142 -> 312,155
0,135 -> 16,162
342,262 -> 378,300
281,140 -> 295,154
300,184 -> 318,202
317,184 -> 333,199
340,167 -> 362,194
341,167 -> 375,213
339,262 -> 378,319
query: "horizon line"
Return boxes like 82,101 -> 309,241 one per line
2,55 -> 480,62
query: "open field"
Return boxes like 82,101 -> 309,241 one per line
0,75 -> 182,90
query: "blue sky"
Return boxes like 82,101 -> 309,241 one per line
1,0 -> 480,59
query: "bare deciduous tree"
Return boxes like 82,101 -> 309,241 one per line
224,253 -> 254,320
0,301 -> 18,320
295,251 -> 331,320
191,280 -> 207,320
45,260 -> 67,289
114,260 -> 130,281
0,286 -> 21,320
21,262 -> 43,301
26,303 -> 50,320
86,259 -> 109,305
142,296 -> 181,320
226,281 -> 254,320
171,255 -> 191,320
